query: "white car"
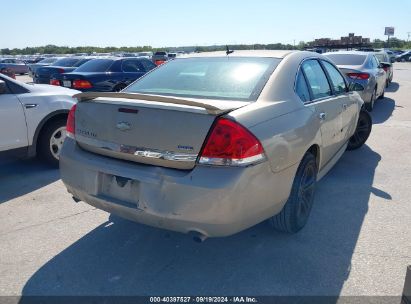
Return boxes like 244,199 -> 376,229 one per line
0,74 -> 79,166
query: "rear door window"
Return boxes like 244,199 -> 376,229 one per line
301,60 -> 332,100
321,60 -> 347,95
121,60 -> 144,72
295,70 -> 311,102
140,59 -> 156,72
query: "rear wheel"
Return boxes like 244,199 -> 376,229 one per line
269,152 -> 317,233
37,118 -> 67,167
347,110 -> 372,151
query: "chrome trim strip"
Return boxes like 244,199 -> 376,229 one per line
75,134 -> 198,162
198,153 -> 266,167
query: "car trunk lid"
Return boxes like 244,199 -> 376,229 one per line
73,92 -> 249,169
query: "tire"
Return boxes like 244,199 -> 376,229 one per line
269,152 -> 318,233
365,88 -> 376,112
113,83 -> 127,92
37,118 -> 67,167
347,110 -> 372,151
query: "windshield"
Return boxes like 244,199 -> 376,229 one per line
325,54 -> 367,66
73,58 -> 91,67
73,59 -> 114,72
52,58 -> 82,67
124,57 -> 280,101
374,54 -> 386,62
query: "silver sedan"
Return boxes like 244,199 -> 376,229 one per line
60,50 -> 371,240
323,51 -> 387,111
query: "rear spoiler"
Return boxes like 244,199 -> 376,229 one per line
73,92 -> 227,115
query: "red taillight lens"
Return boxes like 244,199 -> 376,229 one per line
383,67 -> 388,72
72,80 -> 92,89
155,60 -> 165,66
58,68 -> 65,73
50,79 -> 60,86
199,118 -> 265,166
66,104 -> 77,138
346,73 -> 370,80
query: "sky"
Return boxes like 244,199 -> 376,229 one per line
2,0 -> 411,49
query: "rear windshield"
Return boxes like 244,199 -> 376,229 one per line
73,58 -> 91,67
38,58 -> 59,64
325,54 -> 367,66
124,57 -> 281,101
73,59 -> 114,72
53,58 -> 82,67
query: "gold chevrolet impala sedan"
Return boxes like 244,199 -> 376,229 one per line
60,50 -> 372,241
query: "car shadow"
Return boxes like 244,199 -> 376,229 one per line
386,82 -> 399,93
372,97 -> 396,124
20,145 -> 383,298
0,157 -> 59,204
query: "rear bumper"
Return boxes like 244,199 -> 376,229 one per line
60,138 -> 297,237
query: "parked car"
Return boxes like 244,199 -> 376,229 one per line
324,51 -> 387,111
396,50 -> 411,62
60,50 -> 372,240
28,57 -> 63,78
374,51 -> 394,86
33,57 -> 93,84
0,67 -> 15,79
0,73 -> 79,166
51,57 -> 156,92
137,52 -> 153,59
168,53 -> 177,59
392,50 -> 404,56
0,58 -> 29,75
152,51 -> 168,65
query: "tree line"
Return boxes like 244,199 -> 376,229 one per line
1,38 -> 410,55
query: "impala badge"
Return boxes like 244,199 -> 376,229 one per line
116,121 -> 132,131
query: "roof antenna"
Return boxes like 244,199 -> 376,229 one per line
226,45 -> 234,55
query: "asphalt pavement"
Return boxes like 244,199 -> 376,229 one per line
1,65 -> 410,298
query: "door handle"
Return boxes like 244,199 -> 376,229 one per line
24,104 -> 38,109
319,112 -> 327,121
342,103 -> 348,110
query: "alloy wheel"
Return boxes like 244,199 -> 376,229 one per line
49,126 -> 67,160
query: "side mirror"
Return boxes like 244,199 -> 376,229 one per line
349,82 -> 365,92
0,80 -> 6,94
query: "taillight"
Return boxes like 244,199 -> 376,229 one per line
155,60 -> 165,66
346,73 -> 370,80
72,80 -> 92,89
199,118 -> 265,166
58,68 -> 65,73
383,67 -> 388,72
50,79 -> 60,86
66,104 -> 76,138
